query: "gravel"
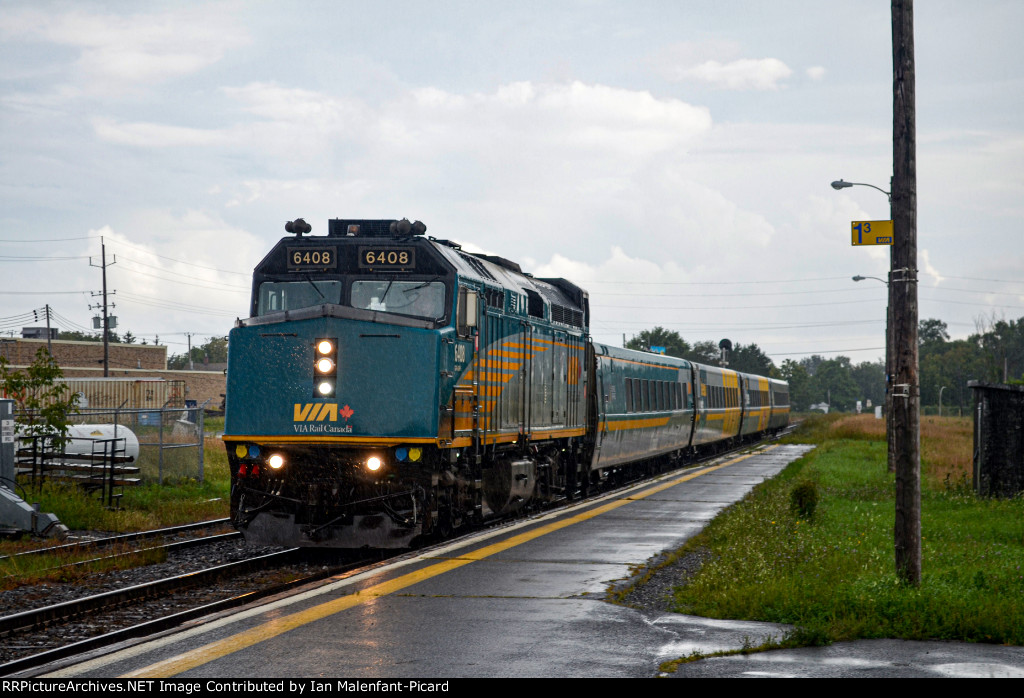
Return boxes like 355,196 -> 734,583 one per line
0,531 -> 332,667
0,535 -> 291,616
617,547 -> 713,613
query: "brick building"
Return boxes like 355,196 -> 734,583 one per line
0,338 -> 225,408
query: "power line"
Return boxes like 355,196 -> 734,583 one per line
110,240 -> 250,276
0,255 -> 91,261
0,290 -> 90,295
767,346 -> 886,357
0,235 -> 99,243
582,275 -> 853,286
116,258 -> 250,292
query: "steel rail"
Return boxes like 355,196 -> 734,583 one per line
0,518 -> 233,563
0,548 -> 299,637
0,556 -> 375,678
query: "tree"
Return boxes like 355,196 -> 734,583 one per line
0,348 -> 79,449
919,318 -> 949,349
851,360 -> 886,409
168,336 -> 229,370
974,317 -> 1024,383
799,354 -> 827,377
57,329 -> 124,343
728,343 -> 775,376
58,330 -> 101,342
814,356 -> 860,412
686,340 -> 721,365
780,359 -> 815,411
625,327 -> 690,358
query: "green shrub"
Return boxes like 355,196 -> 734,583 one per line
790,480 -> 819,520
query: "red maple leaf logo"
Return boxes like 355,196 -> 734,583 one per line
339,404 -> 354,421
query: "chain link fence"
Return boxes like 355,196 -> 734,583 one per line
17,401 -> 211,486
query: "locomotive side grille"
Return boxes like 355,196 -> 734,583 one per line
550,303 -> 583,328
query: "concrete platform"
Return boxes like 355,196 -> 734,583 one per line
28,443 -> 1024,679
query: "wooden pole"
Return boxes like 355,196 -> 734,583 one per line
891,0 -> 921,586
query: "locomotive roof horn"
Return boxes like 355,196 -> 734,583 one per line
389,218 -> 427,236
285,218 -> 312,236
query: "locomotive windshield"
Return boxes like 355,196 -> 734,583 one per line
258,279 -> 342,315
254,276 -> 448,322
351,279 -> 446,319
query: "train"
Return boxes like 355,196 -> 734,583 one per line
224,218 -> 789,549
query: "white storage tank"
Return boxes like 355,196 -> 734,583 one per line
64,424 -> 140,463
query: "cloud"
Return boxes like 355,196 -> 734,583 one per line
92,118 -> 226,147
84,212 -> 264,335
678,58 -> 793,91
806,66 -> 827,81
0,4 -> 249,87
920,249 -> 945,286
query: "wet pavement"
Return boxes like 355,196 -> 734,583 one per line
661,629 -> 1024,678
23,444 -> 1024,679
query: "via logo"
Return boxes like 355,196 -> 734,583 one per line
293,404 -> 355,422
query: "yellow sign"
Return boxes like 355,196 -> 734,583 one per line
851,220 -> 894,246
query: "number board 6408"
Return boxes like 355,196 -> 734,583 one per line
358,247 -> 416,270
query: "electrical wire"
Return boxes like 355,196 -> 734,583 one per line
109,240 -> 250,276
114,259 -> 250,292
0,236 -> 99,243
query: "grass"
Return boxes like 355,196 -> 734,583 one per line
1,436 -> 233,586
663,413 -> 1024,646
3,438 -> 231,544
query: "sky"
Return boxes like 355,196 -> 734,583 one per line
1,0 -> 1022,365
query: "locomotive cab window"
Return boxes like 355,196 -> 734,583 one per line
258,280 -> 343,316
351,279 -> 447,319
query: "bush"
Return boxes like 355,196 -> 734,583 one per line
790,480 -> 819,519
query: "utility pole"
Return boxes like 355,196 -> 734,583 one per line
89,237 -> 117,377
45,304 -> 52,355
892,0 -> 921,586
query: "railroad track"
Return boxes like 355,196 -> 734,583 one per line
0,518 -> 234,564
0,429 -> 798,676
0,548 -> 380,676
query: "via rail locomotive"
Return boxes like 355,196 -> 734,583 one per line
224,218 -> 789,548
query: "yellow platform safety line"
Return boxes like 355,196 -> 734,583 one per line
119,445 -> 777,679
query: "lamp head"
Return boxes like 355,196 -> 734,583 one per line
831,179 -> 853,190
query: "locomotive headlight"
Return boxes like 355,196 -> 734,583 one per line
366,456 -> 382,472
314,338 -> 338,398
268,454 -> 285,470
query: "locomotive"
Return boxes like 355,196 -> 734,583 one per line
224,218 -> 789,549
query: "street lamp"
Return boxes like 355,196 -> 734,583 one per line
831,179 -> 892,202
836,178 -> 895,473
939,386 -> 946,417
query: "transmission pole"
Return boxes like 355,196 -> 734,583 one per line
89,237 -> 117,377
892,0 -> 921,586
45,304 -> 52,355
